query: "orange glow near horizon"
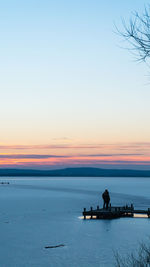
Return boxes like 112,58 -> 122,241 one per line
0,142 -> 150,169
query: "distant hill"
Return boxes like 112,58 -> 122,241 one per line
0,167 -> 150,177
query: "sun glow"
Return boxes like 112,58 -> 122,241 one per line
0,142 -> 150,169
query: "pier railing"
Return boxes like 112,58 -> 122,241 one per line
83,204 -> 150,219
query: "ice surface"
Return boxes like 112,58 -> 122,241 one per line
0,177 -> 150,267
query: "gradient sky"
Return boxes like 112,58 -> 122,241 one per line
1,0 -> 150,169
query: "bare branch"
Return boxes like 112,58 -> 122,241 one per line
118,5 -> 150,62
114,240 -> 150,267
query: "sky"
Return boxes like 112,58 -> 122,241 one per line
1,0 -> 150,170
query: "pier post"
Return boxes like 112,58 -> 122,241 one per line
90,207 -> 93,219
131,204 -> 134,210
109,203 -> 111,211
97,205 -> 99,210
148,208 -> 150,218
84,208 -> 86,219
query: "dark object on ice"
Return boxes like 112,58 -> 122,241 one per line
0,182 -> 9,185
83,204 -> 150,219
45,244 -> 65,249
102,189 -> 110,209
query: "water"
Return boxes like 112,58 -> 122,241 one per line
0,177 -> 150,267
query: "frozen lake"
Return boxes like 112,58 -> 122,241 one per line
0,177 -> 150,267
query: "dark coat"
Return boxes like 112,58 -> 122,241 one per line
102,190 -> 110,203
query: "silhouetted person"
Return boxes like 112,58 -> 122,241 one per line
102,189 -> 110,209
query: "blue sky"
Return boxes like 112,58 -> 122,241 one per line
0,0 -> 150,169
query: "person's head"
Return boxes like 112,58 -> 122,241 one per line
105,189 -> 108,193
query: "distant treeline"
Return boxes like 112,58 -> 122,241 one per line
0,167 -> 150,177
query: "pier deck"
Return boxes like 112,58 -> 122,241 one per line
82,205 -> 150,219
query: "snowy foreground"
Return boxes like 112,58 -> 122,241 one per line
0,177 -> 150,267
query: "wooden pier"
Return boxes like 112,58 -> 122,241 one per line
82,204 -> 150,219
